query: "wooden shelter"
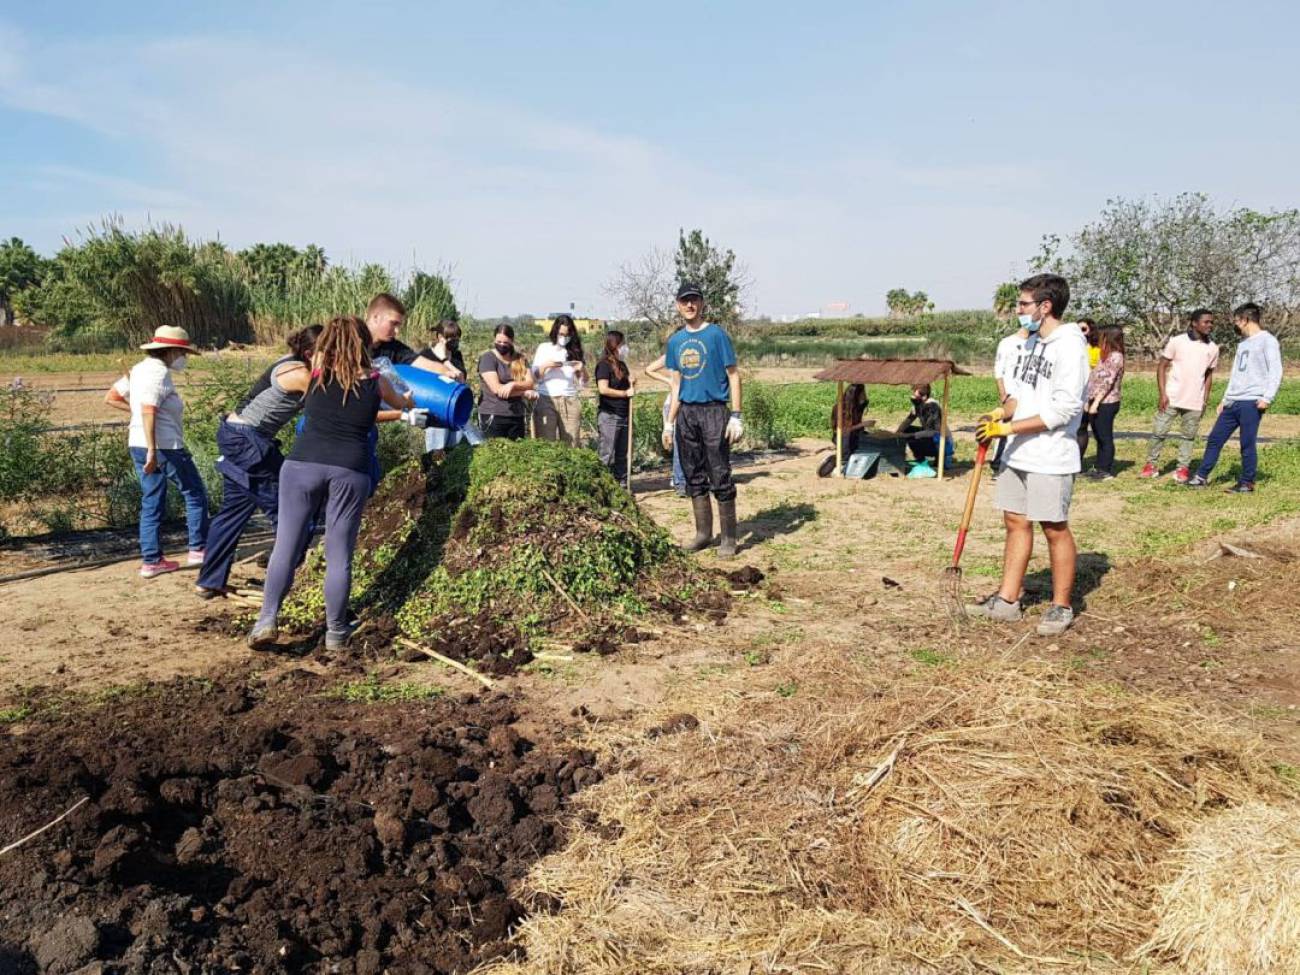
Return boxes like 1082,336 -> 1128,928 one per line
812,358 -> 971,479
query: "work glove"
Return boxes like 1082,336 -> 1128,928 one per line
725,412 -> 744,445
661,424 -> 674,452
975,418 -> 1013,444
400,408 -> 429,427
977,406 -> 1006,424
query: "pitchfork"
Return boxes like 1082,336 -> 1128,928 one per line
943,440 -> 990,622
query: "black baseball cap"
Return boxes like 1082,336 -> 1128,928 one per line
676,282 -> 703,300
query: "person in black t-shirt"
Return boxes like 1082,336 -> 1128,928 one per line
595,330 -> 636,485
895,383 -> 945,461
249,316 -> 416,653
365,292 -> 459,383
418,319 -> 481,453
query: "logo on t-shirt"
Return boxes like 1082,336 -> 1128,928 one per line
677,339 -> 707,379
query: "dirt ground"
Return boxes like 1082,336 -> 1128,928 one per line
3,436 -> 1299,971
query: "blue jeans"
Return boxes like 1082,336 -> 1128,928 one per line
1196,400 -> 1264,484
129,446 -> 210,564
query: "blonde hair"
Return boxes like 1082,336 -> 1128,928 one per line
311,316 -> 372,401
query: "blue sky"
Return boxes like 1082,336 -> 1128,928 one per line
2,1 -> 1297,318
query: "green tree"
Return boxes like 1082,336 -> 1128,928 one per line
238,242 -> 303,291
403,270 -> 459,329
993,282 -> 1019,319
1036,193 -> 1300,353
674,228 -> 744,327
0,238 -> 46,327
886,288 -> 933,317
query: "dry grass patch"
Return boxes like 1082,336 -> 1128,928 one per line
482,650 -> 1298,975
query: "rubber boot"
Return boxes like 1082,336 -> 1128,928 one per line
686,495 -> 713,552
717,498 -> 738,559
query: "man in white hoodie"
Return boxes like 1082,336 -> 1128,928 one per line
970,274 -> 1089,636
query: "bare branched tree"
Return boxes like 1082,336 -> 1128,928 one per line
604,247 -> 679,332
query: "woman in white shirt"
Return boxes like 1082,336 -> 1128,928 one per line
104,325 -> 209,579
531,314 -> 586,446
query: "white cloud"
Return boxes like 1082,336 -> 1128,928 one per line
0,23 -> 1048,316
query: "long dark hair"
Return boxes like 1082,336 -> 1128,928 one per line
602,330 -> 628,381
832,384 -> 868,430
550,314 -> 584,363
287,323 -> 323,362
1099,325 -> 1125,360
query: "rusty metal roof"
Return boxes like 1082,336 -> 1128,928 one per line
812,357 -> 970,385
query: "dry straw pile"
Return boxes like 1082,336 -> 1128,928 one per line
481,651 -> 1299,975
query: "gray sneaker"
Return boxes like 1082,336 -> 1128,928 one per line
968,594 -> 1022,622
325,624 -> 356,651
1036,604 -> 1075,636
247,624 -> 278,651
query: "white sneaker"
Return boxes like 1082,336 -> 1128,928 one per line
187,549 -> 205,566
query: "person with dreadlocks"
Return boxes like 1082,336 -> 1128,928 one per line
248,316 -> 416,652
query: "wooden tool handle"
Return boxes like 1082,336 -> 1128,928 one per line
951,441 -> 990,567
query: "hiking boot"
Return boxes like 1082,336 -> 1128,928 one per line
1186,474 -> 1208,488
717,498 -> 738,560
1226,481 -> 1255,494
140,558 -> 180,579
194,584 -> 229,599
325,624 -> 356,651
1171,466 -> 1190,484
968,594 -> 1022,622
686,495 -> 714,552
247,623 -> 278,651
1036,604 -> 1075,636
187,549 -> 205,566
1138,463 -> 1158,478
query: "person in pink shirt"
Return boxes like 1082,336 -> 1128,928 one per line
1140,309 -> 1219,482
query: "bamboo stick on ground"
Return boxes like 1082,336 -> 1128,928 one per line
396,637 -> 495,689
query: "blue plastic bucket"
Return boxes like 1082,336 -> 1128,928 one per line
393,365 -> 473,429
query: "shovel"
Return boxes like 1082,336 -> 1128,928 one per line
944,440 -> 990,621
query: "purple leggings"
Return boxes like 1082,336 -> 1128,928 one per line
257,459 -> 370,637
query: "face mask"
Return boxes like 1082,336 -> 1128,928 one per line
1018,314 -> 1041,333
446,340 -> 459,351
911,396 -> 924,406
557,335 -> 569,348
495,342 -> 513,355
170,355 -> 188,372
617,344 -> 629,361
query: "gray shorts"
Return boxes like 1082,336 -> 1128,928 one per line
994,468 -> 1075,523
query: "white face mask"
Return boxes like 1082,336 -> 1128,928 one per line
170,354 -> 188,372
617,344 -> 629,361
557,335 -> 570,348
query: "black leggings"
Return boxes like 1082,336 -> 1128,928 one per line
1084,401 -> 1121,473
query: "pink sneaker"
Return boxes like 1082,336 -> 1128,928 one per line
1171,466 -> 1190,484
187,549 -> 205,566
140,559 -> 180,579
1138,463 -> 1158,478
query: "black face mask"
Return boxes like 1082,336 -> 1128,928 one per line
911,397 -> 925,407
495,342 -> 513,355
446,340 -> 459,351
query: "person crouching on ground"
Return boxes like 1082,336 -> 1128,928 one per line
896,384 -> 943,462
248,316 -> 416,652
1140,308 -> 1219,482
822,383 -> 870,476
532,314 -> 586,446
104,325 -> 209,579
662,282 -> 743,559
194,325 -> 323,598
595,330 -> 636,486
1188,302 -> 1282,493
970,273 -> 1088,637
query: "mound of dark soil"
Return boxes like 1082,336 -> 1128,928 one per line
0,674 -> 599,974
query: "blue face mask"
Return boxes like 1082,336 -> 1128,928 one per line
1018,313 -> 1041,333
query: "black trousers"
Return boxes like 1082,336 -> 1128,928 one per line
675,401 -> 736,502
481,413 -> 526,441
1086,401 -> 1121,473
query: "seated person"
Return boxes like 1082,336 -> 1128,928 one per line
831,383 -> 871,456
895,383 -> 944,461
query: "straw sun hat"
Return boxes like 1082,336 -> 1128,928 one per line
139,325 -> 201,354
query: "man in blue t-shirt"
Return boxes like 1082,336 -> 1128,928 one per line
662,282 -> 744,558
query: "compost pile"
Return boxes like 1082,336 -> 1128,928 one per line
0,672 -> 599,974
282,440 -> 717,670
